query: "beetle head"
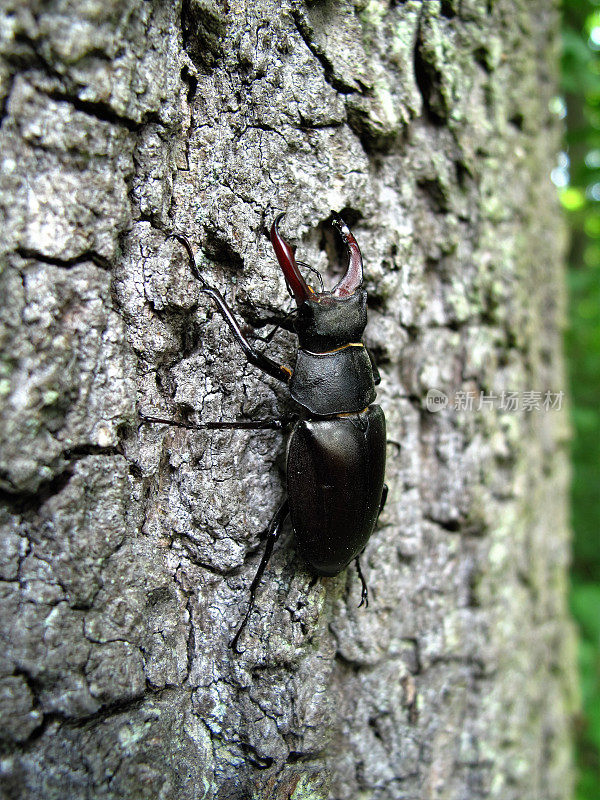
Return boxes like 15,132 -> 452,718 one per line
270,215 -> 367,351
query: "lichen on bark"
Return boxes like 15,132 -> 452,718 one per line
0,1 -> 577,798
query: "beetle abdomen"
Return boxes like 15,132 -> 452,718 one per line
287,405 -> 386,576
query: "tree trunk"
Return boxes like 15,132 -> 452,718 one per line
0,1 -> 577,798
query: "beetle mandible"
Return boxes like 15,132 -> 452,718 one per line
153,215 -> 387,652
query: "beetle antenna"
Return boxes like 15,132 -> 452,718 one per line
296,260 -> 324,292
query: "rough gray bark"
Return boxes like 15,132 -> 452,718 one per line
0,1 -> 577,798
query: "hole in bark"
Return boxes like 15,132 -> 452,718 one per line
129,463 -> 143,479
413,31 -> 446,125
203,228 -> 244,269
467,569 -> 482,608
239,742 -> 274,770
0,467 -> 74,515
146,586 -> 172,606
417,177 -> 450,213
180,65 -> 198,102
397,549 -> 415,566
368,716 -> 385,742
287,751 -> 308,763
181,0 -> 228,72
509,112 -> 525,130
474,46 -> 493,73
455,159 -> 472,189
155,367 -> 176,397
440,0 -> 457,17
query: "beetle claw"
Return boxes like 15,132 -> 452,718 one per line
331,216 -> 363,297
270,215 -> 312,305
354,556 -> 369,608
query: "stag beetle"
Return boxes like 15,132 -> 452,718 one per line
144,215 -> 387,652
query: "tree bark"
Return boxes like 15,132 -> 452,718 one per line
0,1 -> 577,798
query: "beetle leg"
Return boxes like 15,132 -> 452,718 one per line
354,556 -> 369,608
170,233 -> 292,384
352,485 -> 388,610
251,306 -> 297,343
255,324 -> 286,344
230,499 -> 290,654
138,411 -> 293,431
378,484 -> 388,519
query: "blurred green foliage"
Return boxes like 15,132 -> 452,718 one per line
562,1 -> 600,796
